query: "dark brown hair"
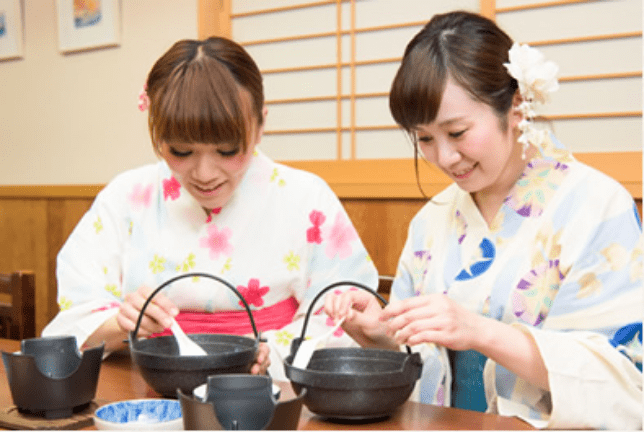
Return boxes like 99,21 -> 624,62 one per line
389,11 -> 518,195
146,36 -> 264,152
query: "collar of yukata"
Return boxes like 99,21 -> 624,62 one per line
503,43 -> 559,159
205,207 -> 222,223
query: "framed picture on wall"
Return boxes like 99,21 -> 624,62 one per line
56,0 -> 120,53
0,0 -> 24,61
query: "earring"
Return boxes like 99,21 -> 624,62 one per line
521,141 -> 528,160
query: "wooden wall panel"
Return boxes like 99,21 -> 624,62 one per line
343,199 -> 425,277
0,200 -> 49,334
0,197 -> 94,335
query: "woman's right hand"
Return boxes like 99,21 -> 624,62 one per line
117,285 -> 179,337
324,289 -> 397,350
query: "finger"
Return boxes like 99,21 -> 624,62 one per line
146,291 -> 179,317
120,301 -> 166,336
405,329 -> 441,346
255,343 -> 269,363
381,296 -> 421,320
387,302 -> 442,338
323,292 -> 342,320
324,290 -> 355,320
251,344 -> 270,375
258,343 -> 270,360
394,317 -> 442,345
118,302 -> 148,332
115,312 -> 136,334
383,294 -> 437,326
337,292 -> 354,319
137,287 -> 179,320
131,294 -> 176,329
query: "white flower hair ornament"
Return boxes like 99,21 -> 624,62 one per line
504,43 -> 559,159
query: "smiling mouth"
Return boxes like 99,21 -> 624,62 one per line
194,183 -> 224,194
453,163 -> 477,179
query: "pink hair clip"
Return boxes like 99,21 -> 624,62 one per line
138,84 -> 150,112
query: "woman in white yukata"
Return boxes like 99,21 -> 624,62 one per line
324,11 -> 642,429
42,36 -> 378,380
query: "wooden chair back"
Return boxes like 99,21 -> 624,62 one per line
0,271 -> 36,340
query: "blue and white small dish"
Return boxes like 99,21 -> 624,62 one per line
93,399 -> 183,430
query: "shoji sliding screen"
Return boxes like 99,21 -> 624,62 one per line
223,0 -> 641,198
231,0 -> 480,162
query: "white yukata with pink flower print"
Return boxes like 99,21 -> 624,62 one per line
392,134 -> 642,429
42,149 -> 378,381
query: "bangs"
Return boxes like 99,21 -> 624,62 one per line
389,44 -> 447,133
149,58 -> 248,149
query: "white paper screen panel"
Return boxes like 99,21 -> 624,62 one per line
545,78 -> 642,116
268,101 -> 337,130
544,117 -> 642,153
234,5 -> 338,41
495,0 -> 641,42
263,69 -> 338,100
538,39 -> 641,77
344,27 -> 422,63
232,0 -> 642,161
261,133 -> 339,160
245,38 -> 338,71
349,0 -> 478,27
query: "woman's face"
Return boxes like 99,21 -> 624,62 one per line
413,79 -> 523,200
159,117 -> 263,211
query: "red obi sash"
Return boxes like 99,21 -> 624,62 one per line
154,296 -> 299,337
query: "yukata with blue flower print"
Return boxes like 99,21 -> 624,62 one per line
43,149 -> 378,381
392,134 -> 642,429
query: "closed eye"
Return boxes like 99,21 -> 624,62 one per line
449,130 -> 466,139
169,147 -> 192,157
217,148 -> 240,157
417,136 -> 432,144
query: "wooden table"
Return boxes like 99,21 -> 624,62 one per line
0,339 -> 533,430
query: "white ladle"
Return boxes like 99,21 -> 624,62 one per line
292,317 -> 346,369
170,318 -> 207,356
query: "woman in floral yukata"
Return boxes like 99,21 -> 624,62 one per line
324,11 -> 642,429
42,36 -> 378,380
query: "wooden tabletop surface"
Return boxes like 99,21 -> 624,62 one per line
0,339 -> 534,430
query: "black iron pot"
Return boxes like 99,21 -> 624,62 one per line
129,272 -> 260,398
1,335 -> 103,419
284,281 -> 423,421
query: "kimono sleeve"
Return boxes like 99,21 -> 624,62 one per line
487,182 -> 643,429
41,178 -> 131,348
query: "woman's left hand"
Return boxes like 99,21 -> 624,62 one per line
381,293 -> 485,351
250,342 -> 271,375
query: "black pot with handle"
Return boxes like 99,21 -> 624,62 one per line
129,272 -> 260,398
283,281 -> 423,421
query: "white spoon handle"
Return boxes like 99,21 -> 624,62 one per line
292,317 -> 345,369
170,318 -> 207,356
